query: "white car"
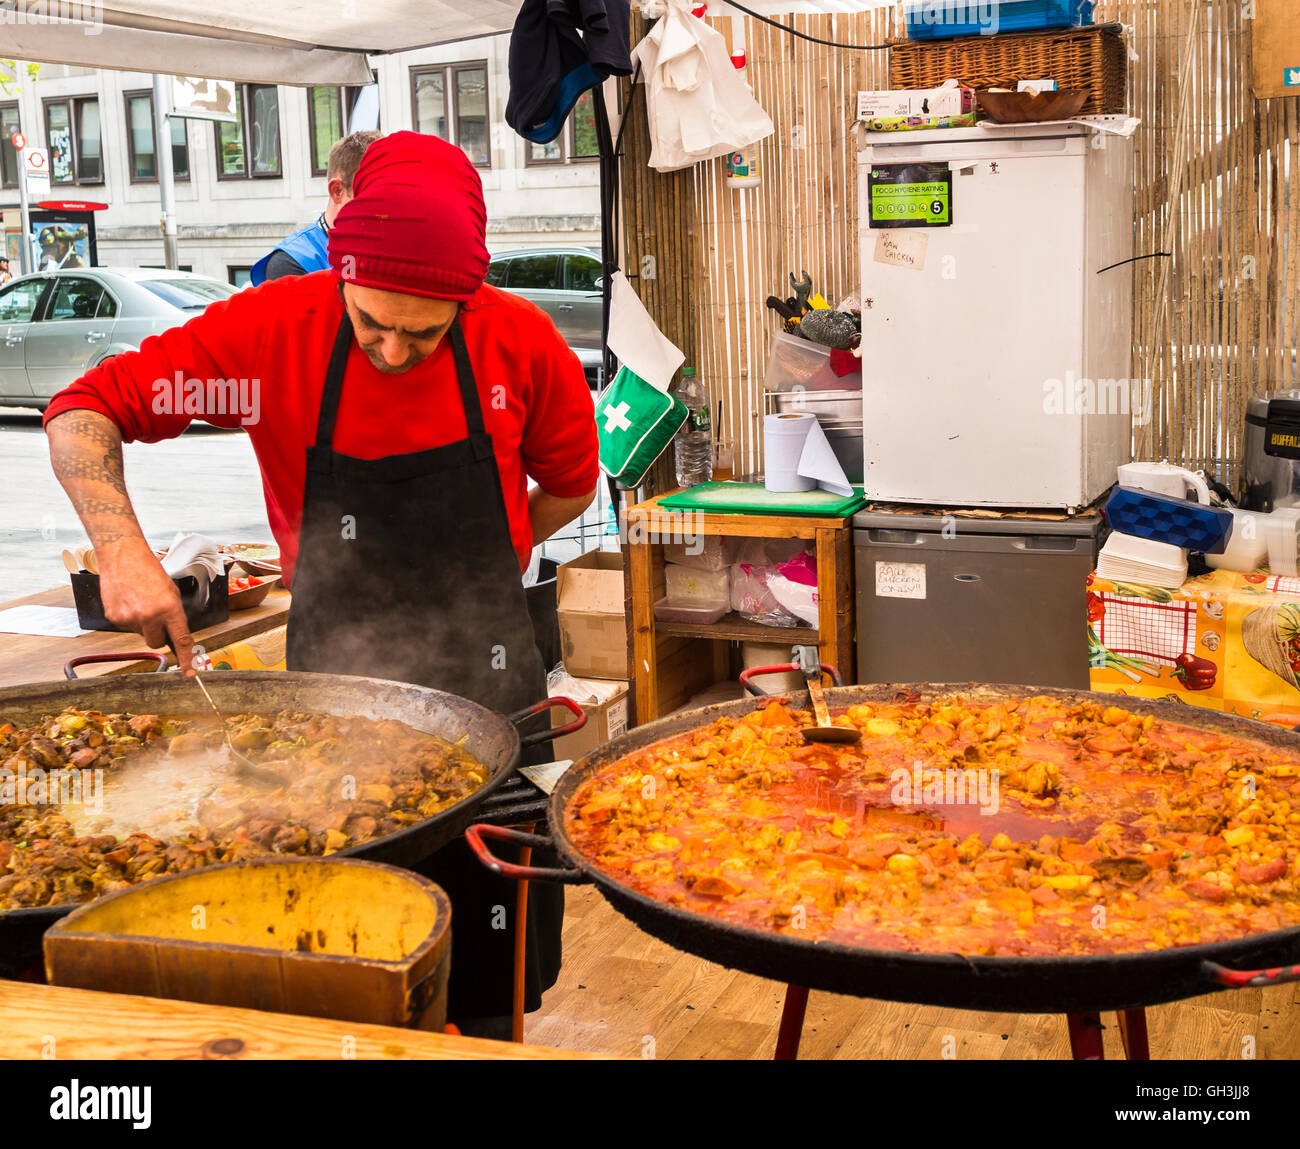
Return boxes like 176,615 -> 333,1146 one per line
0,267 -> 237,410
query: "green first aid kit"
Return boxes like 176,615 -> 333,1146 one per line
596,366 -> 687,486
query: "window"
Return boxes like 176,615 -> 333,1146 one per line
410,62 -> 490,167
124,92 -> 189,182
309,88 -> 344,176
47,277 -> 109,320
505,254 -> 560,291
216,84 -> 281,179
527,90 -> 600,166
228,266 -> 252,288
0,279 -> 46,323
307,87 -> 376,175
1,103 -> 20,189
564,252 -> 601,292
484,259 -> 509,287
43,96 -> 102,184
140,277 -> 236,310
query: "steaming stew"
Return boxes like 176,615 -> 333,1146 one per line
0,706 -> 490,910
566,695 -> 1300,956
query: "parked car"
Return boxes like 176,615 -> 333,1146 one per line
486,246 -> 604,387
0,267 -> 238,410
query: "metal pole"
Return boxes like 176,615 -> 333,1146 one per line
151,74 -> 179,270
15,144 -> 32,275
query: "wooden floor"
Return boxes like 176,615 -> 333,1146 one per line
526,887 -> 1300,1060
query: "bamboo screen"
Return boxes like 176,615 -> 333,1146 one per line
616,1 -> 1300,489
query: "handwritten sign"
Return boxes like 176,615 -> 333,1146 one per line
875,560 -> 927,600
873,229 -> 928,271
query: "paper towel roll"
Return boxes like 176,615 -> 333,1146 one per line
763,412 -> 852,495
764,413 -> 818,492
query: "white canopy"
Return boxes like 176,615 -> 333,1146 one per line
0,1 -> 525,85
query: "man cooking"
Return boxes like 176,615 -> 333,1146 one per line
43,132 -> 599,1034
250,129 -> 382,285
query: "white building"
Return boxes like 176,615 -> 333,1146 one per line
0,33 -> 602,284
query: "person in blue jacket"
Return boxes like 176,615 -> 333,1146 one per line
250,130 -> 382,285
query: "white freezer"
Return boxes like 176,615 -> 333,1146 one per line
857,123 -> 1134,509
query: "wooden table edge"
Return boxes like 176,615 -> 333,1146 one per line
0,979 -> 613,1061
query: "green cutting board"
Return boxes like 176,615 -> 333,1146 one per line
659,482 -> 865,517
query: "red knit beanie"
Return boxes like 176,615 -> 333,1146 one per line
329,131 -> 489,301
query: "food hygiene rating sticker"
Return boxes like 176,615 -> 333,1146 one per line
869,162 -> 952,229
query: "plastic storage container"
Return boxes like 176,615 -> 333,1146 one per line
653,597 -> 728,625
905,0 -> 1093,41
764,331 -> 854,392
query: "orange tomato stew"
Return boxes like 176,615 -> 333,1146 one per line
565,696 -> 1300,956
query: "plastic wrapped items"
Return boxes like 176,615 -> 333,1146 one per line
730,547 -> 818,629
663,535 -> 737,572
664,562 -> 730,610
767,550 -> 819,626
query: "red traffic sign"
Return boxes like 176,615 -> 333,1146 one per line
37,200 -> 108,212
10,131 -> 25,150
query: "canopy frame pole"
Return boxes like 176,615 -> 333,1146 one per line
151,75 -> 180,270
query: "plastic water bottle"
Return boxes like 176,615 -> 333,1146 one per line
673,367 -> 714,488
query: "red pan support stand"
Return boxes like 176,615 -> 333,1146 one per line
741,659 -> 838,1061
739,661 -> 844,697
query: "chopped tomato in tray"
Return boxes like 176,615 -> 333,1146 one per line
565,696 -> 1300,957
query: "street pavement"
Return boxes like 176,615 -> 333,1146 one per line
0,408 -> 613,605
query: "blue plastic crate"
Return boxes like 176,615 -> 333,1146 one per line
905,0 -> 1094,41
1104,486 -> 1234,555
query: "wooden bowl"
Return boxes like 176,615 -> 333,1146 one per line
976,89 -> 1089,124
228,575 -> 279,611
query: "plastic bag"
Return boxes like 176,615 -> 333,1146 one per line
731,562 -> 803,628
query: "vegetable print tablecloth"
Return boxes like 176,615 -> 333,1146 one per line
1088,569 -> 1300,728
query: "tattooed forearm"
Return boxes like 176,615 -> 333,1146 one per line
46,408 -> 148,552
51,410 -> 124,450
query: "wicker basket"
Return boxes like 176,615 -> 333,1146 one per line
889,23 -> 1127,116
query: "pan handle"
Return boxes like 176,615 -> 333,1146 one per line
1201,959 -> 1300,989
739,662 -> 844,698
465,824 -> 591,884
507,696 -> 585,747
64,652 -> 170,679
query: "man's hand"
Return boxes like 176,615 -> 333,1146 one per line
47,409 -> 196,674
98,537 -> 196,673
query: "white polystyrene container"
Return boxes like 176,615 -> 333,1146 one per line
664,563 -> 731,610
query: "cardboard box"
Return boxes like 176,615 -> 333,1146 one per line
557,550 -> 628,680
857,86 -> 974,120
1251,0 -> 1300,100
552,678 -> 630,760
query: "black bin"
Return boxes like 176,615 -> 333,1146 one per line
70,572 -> 230,633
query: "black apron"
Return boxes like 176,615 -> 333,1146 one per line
286,313 -> 562,1021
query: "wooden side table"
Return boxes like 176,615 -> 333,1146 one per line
624,492 -> 855,724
